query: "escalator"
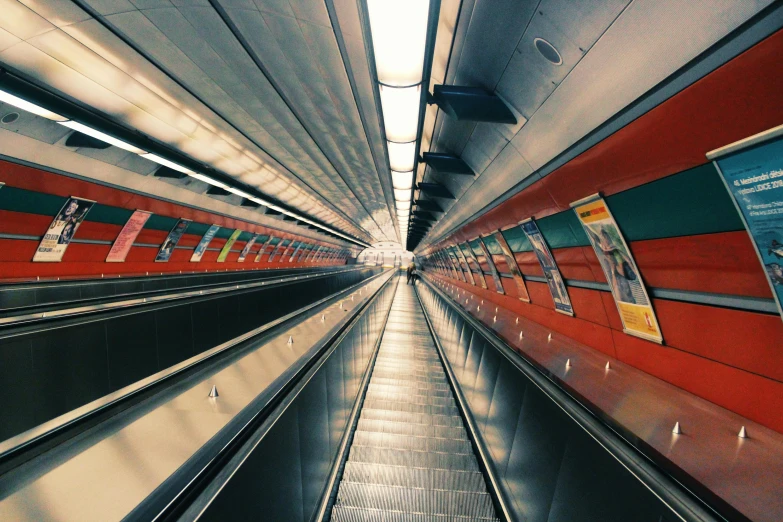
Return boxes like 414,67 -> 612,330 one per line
329,283 -> 500,521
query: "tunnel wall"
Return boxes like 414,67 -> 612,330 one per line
0,160 -> 347,281
419,29 -> 783,432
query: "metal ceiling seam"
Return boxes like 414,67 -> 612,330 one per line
166,5 -> 376,235
67,0 -> 372,245
416,2 -> 783,252
208,0 -> 391,243
323,0 -> 400,242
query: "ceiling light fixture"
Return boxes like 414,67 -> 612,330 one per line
368,0 -> 430,243
0,89 -> 67,122
59,121 -> 146,154
0,87 -> 370,247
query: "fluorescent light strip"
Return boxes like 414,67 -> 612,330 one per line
59,121 -> 146,154
141,153 -> 195,175
0,89 -> 68,122
0,91 -> 368,247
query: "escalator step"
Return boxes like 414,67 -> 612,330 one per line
335,482 -> 496,519
362,400 -> 458,416
347,446 -> 479,471
342,462 -> 487,492
356,419 -> 466,440
359,408 -> 464,428
330,505 -> 498,522
352,431 -> 472,454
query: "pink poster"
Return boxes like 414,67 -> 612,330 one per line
106,210 -> 152,262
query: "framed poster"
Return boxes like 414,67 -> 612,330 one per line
477,237 -> 505,294
307,245 -> 323,262
447,248 -> 467,282
288,242 -> 302,262
280,240 -> 296,261
453,244 -> 476,286
460,242 -> 487,289
491,231 -> 530,302
238,233 -> 259,262
269,239 -> 289,261
33,196 -> 95,262
191,224 -> 220,262
106,210 -> 151,262
156,219 -> 191,262
708,124 -> 783,321
217,229 -> 241,262
572,195 -> 662,343
297,244 -> 311,262
518,219 -> 573,315
254,236 -> 274,262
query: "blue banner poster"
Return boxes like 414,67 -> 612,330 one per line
156,218 -> 191,262
709,127 -> 783,320
519,219 -> 573,315
190,224 -> 220,262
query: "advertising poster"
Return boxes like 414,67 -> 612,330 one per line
518,219 -> 573,315
453,244 -> 476,286
255,236 -> 274,262
155,218 -> 191,262
34,197 -> 95,262
190,224 -> 220,262
447,248 -> 467,282
288,242 -> 302,262
270,239 -> 289,261
572,196 -> 662,343
106,210 -> 152,262
280,241 -> 296,261
217,229 -> 242,262
709,129 -> 783,320
307,245 -> 323,262
460,243 -> 487,289
477,237 -> 505,294
238,234 -> 259,262
438,251 -> 456,278
491,231 -> 530,302
296,244 -> 310,262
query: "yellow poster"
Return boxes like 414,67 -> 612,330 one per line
572,196 -> 662,343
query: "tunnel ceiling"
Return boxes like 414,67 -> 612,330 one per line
0,0 -> 773,251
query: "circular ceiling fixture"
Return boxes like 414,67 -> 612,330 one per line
534,37 -> 562,65
1,112 -> 20,124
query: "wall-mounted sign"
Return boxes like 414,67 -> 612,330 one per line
156,218 -> 191,262
238,234 -> 259,262
492,231 -> 530,302
460,242 -> 487,289
217,229 -> 242,262
255,236 -> 274,262
572,195 -> 661,343
106,210 -> 151,262
191,224 -> 220,262
708,125 -> 783,321
477,237 -> 505,294
33,196 -> 95,262
518,219 -> 573,315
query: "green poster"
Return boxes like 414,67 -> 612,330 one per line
217,229 -> 242,262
